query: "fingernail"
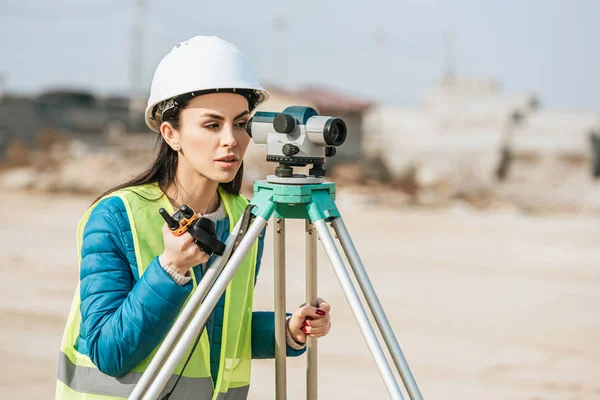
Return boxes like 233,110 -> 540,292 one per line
316,309 -> 326,316
301,326 -> 307,333
303,321 -> 309,327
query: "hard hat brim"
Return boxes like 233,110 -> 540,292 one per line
145,87 -> 269,132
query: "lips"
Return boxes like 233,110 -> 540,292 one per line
215,155 -> 238,162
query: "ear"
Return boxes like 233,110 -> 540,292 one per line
160,122 -> 181,151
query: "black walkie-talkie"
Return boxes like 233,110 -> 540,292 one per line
159,205 -> 226,256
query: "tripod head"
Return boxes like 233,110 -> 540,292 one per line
246,106 -> 347,179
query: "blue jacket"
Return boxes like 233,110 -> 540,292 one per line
75,196 -> 305,383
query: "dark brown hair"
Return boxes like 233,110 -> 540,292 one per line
93,91 -> 250,204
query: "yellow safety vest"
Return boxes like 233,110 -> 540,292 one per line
56,183 -> 256,400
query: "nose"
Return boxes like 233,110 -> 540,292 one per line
220,124 -> 237,148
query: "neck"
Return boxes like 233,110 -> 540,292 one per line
165,163 -> 220,215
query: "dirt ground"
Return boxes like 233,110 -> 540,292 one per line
0,189 -> 598,399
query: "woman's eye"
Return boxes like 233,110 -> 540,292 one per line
235,121 -> 248,128
205,123 -> 220,129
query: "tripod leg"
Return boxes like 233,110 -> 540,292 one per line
312,219 -> 405,400
331,218 -> 423,400
274,218 -> 287,400
129,216 -> 245,400
306,221 -> 318,400
140,215 -> 270,400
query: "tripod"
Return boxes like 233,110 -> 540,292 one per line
129,175 -> 423,400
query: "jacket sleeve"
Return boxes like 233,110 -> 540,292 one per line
251,228 -> 307,358
77,197 -> 193,377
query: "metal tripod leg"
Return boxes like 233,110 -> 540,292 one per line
331,219 -> 423,400
312,219 -> 406,400
129,217 -> 245,400
306,221 -> 318,400
138,215 -> 270,400
274,218 -> 287,399
275,219 -> 319,400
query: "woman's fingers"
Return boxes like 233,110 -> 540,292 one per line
302,322 -> 331,338
316,298 -> 331,313
162,223 -> 210,274
302,304 -> 331,338
292,298 -> 333,340
298,298 -> 330,314
305,315 -> 330,328
296,304 -> 327,320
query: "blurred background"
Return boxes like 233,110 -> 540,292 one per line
1,1 -> 599,399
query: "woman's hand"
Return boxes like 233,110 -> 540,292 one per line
160,223 -> 210,275
287,298 -> 332,344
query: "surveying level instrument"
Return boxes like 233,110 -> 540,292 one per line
247,106 -> 346,178
129,107 -> 423,400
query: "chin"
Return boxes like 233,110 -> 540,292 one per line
212,170 -> 239,184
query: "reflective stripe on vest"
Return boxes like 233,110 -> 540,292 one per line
215,386 -> 250,400
56,183 -> 256,400
57,351 -> 213,398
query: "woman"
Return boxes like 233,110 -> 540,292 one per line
56,36 -> 332,400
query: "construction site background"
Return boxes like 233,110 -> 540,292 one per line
2,76 -> 600,214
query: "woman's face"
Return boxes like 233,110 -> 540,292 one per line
169,92 -> 251,184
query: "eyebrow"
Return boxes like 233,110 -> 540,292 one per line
200,111 -> 250,121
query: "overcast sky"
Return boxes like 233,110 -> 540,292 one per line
1,0 -> 598,110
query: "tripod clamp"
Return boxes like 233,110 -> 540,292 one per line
232,204 -> 257,253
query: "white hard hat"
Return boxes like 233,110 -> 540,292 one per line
145,36 -> 269,132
